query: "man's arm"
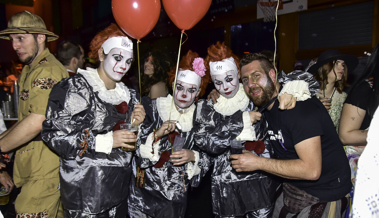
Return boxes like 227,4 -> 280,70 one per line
0,121 -> 20,140
0,113 -> 45,152
231,136 -> 322,180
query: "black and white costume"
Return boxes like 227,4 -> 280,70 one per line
128,95 -> 211,218
42,68 -> 138,217
194,84 -> 279,217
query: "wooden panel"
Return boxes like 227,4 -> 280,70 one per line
373,0 -> 379,46
278,13 -> 298,73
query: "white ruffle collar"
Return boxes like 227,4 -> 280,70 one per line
78,68 -> 130,105
214,83 -> 250,115
156,95 -> 195,132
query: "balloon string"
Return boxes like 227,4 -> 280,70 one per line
137,41 -> 142,102
169,31 -> 184,122
181,31 -> 188,46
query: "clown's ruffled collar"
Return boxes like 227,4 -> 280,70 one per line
156,95 -> 196,132
78,68 -> 130,105
213,83 -> 250,115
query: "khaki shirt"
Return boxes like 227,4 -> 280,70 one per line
14,48 -> 68,187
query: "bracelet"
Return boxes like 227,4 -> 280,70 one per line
153,129 -> 161,143
152,129 -> 161,154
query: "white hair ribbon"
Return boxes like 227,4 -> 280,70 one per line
102,36 -> 133,54
177,69 -> 201,87
209,57 -> 238,76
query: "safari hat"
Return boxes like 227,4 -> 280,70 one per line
0,11 -> 58,42
307,49 -> 358,74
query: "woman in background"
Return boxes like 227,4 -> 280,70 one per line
308,49 -> 358,131
338,43 -> 379,216
140,50 -> 173,99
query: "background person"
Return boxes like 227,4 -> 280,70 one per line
57,41 -> 85,76
338,43 -> 379,216
140,50 -> 173,99
0,11 -> 68,217
308,49 -> 358,130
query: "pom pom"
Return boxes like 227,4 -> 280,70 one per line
192,57 -> 206,77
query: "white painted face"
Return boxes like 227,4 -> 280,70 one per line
103,48 -> 133,81
174,80 -> 199,109
211,70 -> 239,98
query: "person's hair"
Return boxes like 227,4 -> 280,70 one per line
88,23 -> 129,61
239,52 -> 275,75
168,50 -> 210,98
350,43 -> 379,118
204,41 -> 240,78
313,60 -> 348,94
260,49 -> 278,66
141,50 -> 172,97
57,41 -> 83,66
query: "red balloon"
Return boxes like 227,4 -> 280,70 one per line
112,0 -> 161,40
162,0 -> 212,30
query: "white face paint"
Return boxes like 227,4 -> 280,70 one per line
103,48 -> 133,81
212,70 -> 239,98
174,80 -> 199,109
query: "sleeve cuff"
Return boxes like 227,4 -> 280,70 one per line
95,131 -> 113,154
186,150 -> 201,179
279,80 -> 311,101
236,111 -> 257,141
140,132 -> 160,162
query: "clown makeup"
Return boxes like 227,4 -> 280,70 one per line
174,81 -> 199,109
103,48 -> 133,82
211,70 -> 239,98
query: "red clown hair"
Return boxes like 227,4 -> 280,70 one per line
204,41 -> 240,78
88,23 -> 130,61
168,50 -> 210,98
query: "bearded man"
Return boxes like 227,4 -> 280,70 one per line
230,53 -> 351,217
0,11 -> 68,217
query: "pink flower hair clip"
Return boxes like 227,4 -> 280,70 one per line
192,57 -> 206,77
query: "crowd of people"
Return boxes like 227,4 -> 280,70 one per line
0,10 -> 377,218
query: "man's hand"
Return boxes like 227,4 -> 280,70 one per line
131,103 -> 146,125
207,89 -> 220,104
248,111 -> 262,124
278,93 -> 297,110
230,150 -> 261,172
0,171 -> 13,193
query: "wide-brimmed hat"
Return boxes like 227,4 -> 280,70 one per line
307,49 -> 358,74
0,11 -> 58,42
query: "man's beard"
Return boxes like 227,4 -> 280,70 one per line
248,78 -> 276,107
22,39 -> 39,65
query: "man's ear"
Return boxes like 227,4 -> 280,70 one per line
71,57 -> 78,67
268,69 -> 276,83
37,34 -> 46,44
98,48 -> 105,61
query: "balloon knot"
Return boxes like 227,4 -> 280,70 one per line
181,30 -> 185,33
137,40 -> 141,43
